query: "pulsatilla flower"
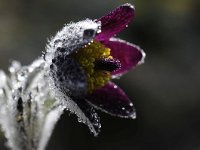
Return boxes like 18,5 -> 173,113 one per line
45,3 -> 145,135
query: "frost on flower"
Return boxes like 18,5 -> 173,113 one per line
0,3 -> 145,150
0,59 -> 64,150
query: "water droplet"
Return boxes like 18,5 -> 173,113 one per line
97,29 -> 101,34
9,61 -> 21,73
78,117 -> 82,123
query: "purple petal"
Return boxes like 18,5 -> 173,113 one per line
103,38 -> 145,77
95,3 -> 135,41
86,82 -> 136,118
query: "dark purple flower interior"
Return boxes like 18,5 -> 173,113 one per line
103,38 -> 144,76
94,58 -> 121,72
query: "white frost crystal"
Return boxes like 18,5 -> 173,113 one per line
0,19 -> 101,150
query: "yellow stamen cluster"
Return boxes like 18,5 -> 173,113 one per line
72,41 -> 112,93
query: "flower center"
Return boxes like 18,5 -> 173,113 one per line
72,41 -> 119,93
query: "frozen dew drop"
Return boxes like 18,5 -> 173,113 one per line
17,70 -> 27,81
78,117 -> 83,123
9,61 -> 21,74
97,29 -> 101,34
114,85 -> 117,89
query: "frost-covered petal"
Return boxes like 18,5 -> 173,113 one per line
49,56 -> 87,97
0,58 -> 63,150
86,82 -> 136,118
71,98 -> 101,135
95,3 -> 135,41
103,38 -> 145,77
45,19 -> 101,65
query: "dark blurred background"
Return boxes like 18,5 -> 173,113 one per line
0,0 -> 200,150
